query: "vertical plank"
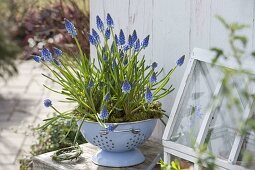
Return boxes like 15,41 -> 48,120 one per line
210,0 -> 254,53
152,0 -> 191,139
190,0 -> 212,49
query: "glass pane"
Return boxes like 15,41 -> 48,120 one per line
206,72 -> 252,159
170,61 -> 220,147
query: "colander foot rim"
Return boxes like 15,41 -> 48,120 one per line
92,148 -> 145,167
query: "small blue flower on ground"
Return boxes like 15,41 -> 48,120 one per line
64,18 -> 77,38
150,72 -> 157,84
89,34 -> 97,45
176,55 -> 185,66
92,28 -> 100,44
134,39 -> 140,52
106,124 -> 116,132
119,29 -> 125,46
104,92 -> 111,101
122,80 -> 131,93
151,62 -> 158,69
105,28 -> 110,40
44,99 -> 52,107
106,13 -> 114,28
53,47 -> 62,57
33,55 -> 41,63
41,47 -> 53,62
96,15 -> 104,32
141,35 -> 150,48
99,106 -> 109,120
145,87 -> 153,103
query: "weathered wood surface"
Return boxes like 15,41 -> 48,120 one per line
33,140 -> 162,170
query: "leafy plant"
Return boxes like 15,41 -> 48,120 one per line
35,14 -> 184,129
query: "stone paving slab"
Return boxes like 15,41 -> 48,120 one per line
0,60 -> 66,169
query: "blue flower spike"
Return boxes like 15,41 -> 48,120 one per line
114,34 -> 119,46
99,106 -> 109,120
96,15 -> 104,32
150,72 -> 157,84
176,55 -> 185,66
33,55 -> 41,63
142,35 -> 150,48
128,35 -> 133,47
119,29 -> 125,46
41,47 -> 53,62
89,34 -> 97,46
122,80 -> 131,93
64,18 -> 77,38
44,99 -> 52,108
131,30 -> 137,44
106,13 -> 114,28
151,62 -> 158,69
105,28 -> 110,40
53,47 -> 62,57
104,92 -> 111,101
134,39 -> 140,52
145,87 -> 153,103
103,55 -> 108,62
92,28 -> 100,44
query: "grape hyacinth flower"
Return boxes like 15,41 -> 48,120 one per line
123,58 -> 128,65
92,29 -> 100,44
141,35 -> 150,48
53,47 -> 62,57
64,18 -> 77,38
115,34 -> 119,46
105,28 -> 110,40
134,39 -> 140,52
33,55 -> 41,63
119,29 -> 125,46
128,35 -> 133,47
99,106 -> 109,120
96,15 -> 104,32
44,99 -> 52,108
122,80 -> 131,93
145,87 -> 153,103
150,72 -> 157,84
123,45 -> 130,52
41,47 -> 53,62
106,13 -> 114,28
89,34 -> 97,46
176,55 -> 185,66
103,55 -> 108,62
104,92 -> 111,101
131,30 -> 137,44
151,62 -> 158,69
111,43 -> 114,54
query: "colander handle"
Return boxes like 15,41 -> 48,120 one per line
99,128 -> 140,135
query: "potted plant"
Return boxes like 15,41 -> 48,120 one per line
34,14 -> 185,167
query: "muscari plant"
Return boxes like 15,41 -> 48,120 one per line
35,14 -> 184,134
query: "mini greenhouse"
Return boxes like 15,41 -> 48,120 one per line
163,48 -> 255,170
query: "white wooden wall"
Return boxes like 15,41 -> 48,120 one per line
90,0 -> 255,140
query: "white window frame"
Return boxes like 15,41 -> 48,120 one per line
162,48 -> 255,170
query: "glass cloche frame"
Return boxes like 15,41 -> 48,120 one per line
163,48 -> 255,170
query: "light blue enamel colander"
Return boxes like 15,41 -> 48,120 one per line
77,119 -> 157,167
